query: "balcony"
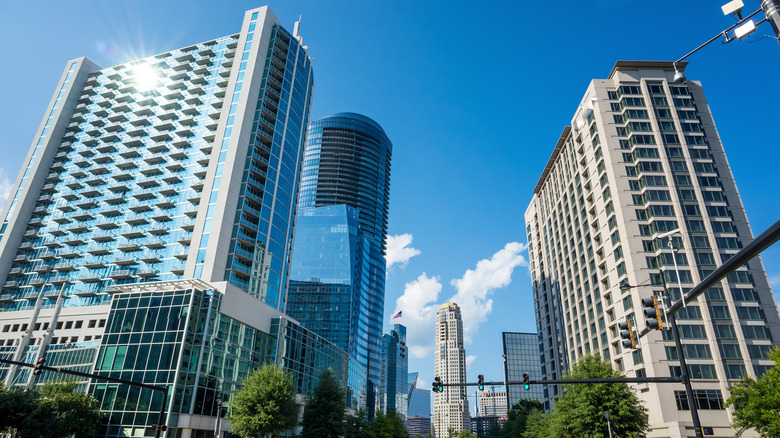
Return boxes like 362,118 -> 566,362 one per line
109,269 -> 135,279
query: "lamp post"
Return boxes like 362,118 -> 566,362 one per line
214,399 -> 223,438
671,0 -> 780,86
621,228 -> 704,438
603,410 -> 613,438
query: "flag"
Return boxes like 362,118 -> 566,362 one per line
392,311 -> 402,320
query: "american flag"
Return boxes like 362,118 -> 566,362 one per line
392,311 -> 402,320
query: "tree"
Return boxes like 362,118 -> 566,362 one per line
1,381 -> 102,438
367,410 -> 408,438
228,364 -> 299,438
0,384 -> 37,434
499,399 -> 544,438
726,347 -> 780,437
344,410 -> 369,438
456,430 -> 476,438
522,409 -> 553,438
551,354 -> 648,438
301,369 -> 346,438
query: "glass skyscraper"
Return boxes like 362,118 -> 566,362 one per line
0,7 -> 352,437
502,332 -> 544,408
287,112 -> 392,414
380,324 -> 408,419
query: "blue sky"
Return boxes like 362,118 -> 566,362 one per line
1,1 -> 779,414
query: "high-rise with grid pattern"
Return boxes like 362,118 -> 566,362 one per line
0,7 -> 358,438
433,302 -> 470,438
526,61 -> 780,437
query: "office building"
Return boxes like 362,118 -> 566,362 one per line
525,61 -> 780,437
406,415 -> 432,438
502,332 -> 544,408
433,302 -> 470,437
478,390 -> 508,417
408,387 -> 431,418
380,324 -> 408,419
287,112 -> 392,414
0,7 -> 354,437
471,416 -> 502,437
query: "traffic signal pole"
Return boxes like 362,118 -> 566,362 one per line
0,357 -> 169,437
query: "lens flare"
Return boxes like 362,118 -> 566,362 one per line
132,64 -> 159,92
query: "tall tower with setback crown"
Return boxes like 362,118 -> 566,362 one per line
433,302 -> 470,437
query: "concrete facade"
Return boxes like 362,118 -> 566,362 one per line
525,61 -> 780,437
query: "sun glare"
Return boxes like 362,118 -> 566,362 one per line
132,64 -> 160,92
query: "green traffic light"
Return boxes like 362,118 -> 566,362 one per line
524,384 -> 530,390
478,385 -> 484,391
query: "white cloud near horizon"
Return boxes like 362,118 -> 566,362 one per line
449,242 -> 528,343
466,355 -> 477,369
393,242 -> 528,361
0,169 -> 12,212
394,273 -> 443,359
386,233 -> 421,270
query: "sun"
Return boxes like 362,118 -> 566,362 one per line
132,64 -> 160,92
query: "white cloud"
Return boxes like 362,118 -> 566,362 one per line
394,273 -> 442,359
0,168 -> 12,212
386,233 -> 421,270
769,273 -> 780,291
466,355 -> 477,369
393,242 -> 528,362
449,242 -> 528,343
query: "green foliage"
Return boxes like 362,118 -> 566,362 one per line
344,410 -> 370,438
499,399 -> 544,438
550,354 -> 648,438
366,410 -> 408,438
455,430 -> 476,438
522,408 -> 553,438
0,385 -> 37,434
301,369 -> 346,438
726,347 -> 780,437
228,364 -> 299,438
0,381 -> 102,438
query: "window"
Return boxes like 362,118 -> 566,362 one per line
714,324 -> 737,339
731,288 -> 759,302
664,324 -> 707,339
723,364 -> 746,380
669,365 -> 717,380
676,306 -> 702,320
719,343 -> 742,359
748,344 -> 772,359
675,389 -> 724,410
709,305 -> 731,319
742,325 -> 770,340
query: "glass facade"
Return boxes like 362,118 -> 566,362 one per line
0,6 -> 326,437
502,332 -> 544,408
0,8 -> 312,313
286,204 -> 370,409
290,113 -> 392,414
380,324 -> 408,419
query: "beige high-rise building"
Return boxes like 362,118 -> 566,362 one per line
525,61 -> 780,437
433,302 -> 470,437
478,390 -> 508,418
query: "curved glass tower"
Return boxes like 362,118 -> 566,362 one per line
288,112 -> 392,415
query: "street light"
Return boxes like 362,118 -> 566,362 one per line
603,410 -> 613,438
672,0 -> 780,80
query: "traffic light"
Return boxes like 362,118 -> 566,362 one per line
523,373 -> 530,390
432,377 -> 444,392
33,358 -> 46,376
641,295 -> 664,330
618,320 -> 637,349
477,374 -> 484,391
